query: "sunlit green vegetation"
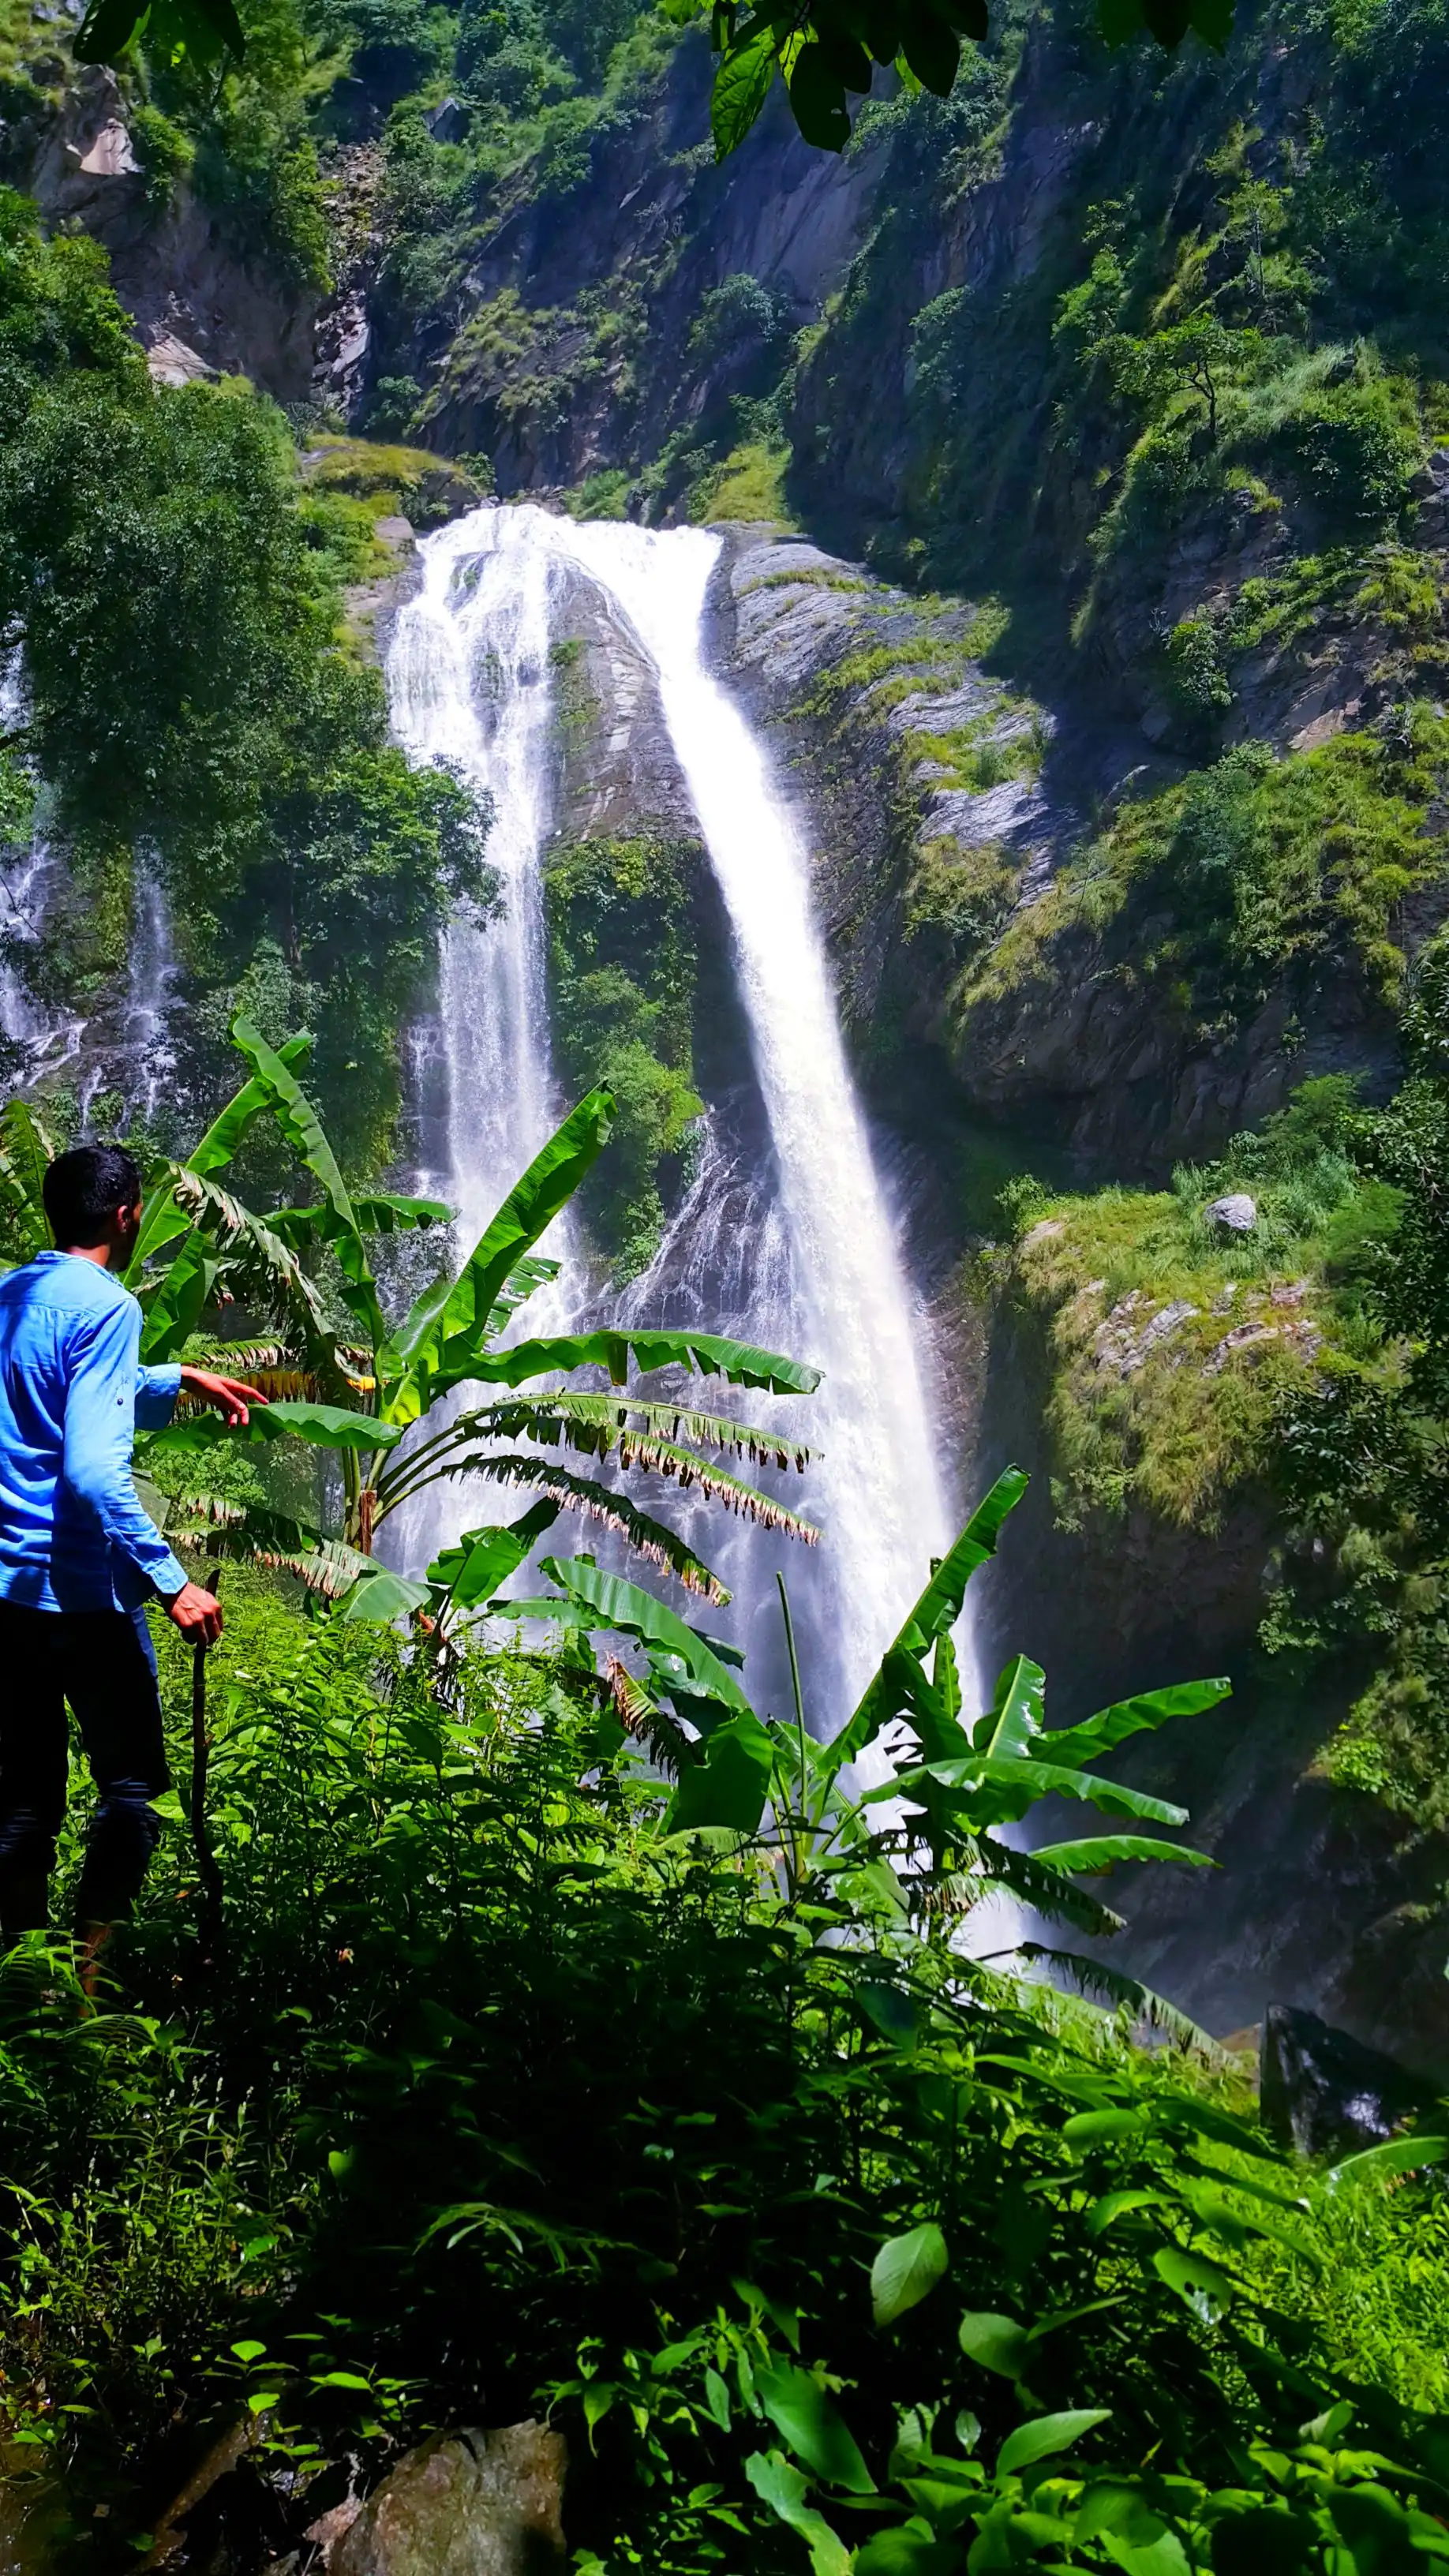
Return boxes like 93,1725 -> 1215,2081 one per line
0,191 -> 488,1161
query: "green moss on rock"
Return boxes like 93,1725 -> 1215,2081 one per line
998,1077 -> 1398,1537
543,832 -> 703,1280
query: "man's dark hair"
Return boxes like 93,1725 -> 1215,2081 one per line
43,1144 -> 143,1248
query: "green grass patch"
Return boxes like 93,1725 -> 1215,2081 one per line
1000,1078 -> 1399,1533
906,698 -> 1048,792
689,437 -> 797,526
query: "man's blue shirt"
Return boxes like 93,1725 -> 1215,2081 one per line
0,1252 -> 189,1613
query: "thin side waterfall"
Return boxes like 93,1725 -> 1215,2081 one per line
387,501 -> 962,1725
115,860 -> 180,1125
386,511 -> 560,1252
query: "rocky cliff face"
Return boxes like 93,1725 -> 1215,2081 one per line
705,522 -> 1449,2071
3,64 -> 320,392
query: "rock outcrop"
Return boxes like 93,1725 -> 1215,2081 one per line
15,69 -> 320,397
328,2423 -> 567,2576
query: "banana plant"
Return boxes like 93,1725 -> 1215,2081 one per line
0,1094 -> 58,1265
123,1017 -> 821,1612
499,1469 -> 1227,2038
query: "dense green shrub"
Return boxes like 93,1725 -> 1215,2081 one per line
149,0 -> 331,291
1270,373 -> 1421,529
128,103 -> 194,212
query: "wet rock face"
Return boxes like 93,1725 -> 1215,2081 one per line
715,522 -> 1409,1177
550,565 -> 700,841
328,2424 -> 567,2576
1260,2005 -> 1440,2158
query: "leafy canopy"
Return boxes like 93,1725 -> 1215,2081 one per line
78,0 -> 1245,163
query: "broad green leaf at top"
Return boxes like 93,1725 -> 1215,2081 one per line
828,1466 -> 1028,1774
377,1088 -> 615,1419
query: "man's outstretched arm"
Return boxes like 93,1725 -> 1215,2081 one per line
135,1362 -> 268,1430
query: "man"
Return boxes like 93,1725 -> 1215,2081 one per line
0,1140 -> 264,1968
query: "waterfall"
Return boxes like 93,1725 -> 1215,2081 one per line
387,502 -> 958,1726
386,509 -> 560,1252
116,860 -> 181,1125
2,661 -> 176,1113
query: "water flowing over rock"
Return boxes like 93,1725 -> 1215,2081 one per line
384,501 -> 957,1724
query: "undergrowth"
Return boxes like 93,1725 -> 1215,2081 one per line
3,1565 -> 1449,2573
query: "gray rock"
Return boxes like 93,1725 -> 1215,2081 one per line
329,2422 -> 567,2576
76,117 -> 139,175
1204,1193 -> 1256,1234
1260,2004 -> 1437,2159
425,95 -> 468,143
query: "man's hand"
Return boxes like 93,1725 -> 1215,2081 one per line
165,1581 -> 223,1646
178,1367 -> 269,1428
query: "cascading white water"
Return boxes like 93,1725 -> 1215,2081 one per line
387,510 -> 561,1252
387,501 -> 960,1723
116,861 -> 180,1124
2,661 -> 175,1108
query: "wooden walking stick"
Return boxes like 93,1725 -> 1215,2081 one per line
189,1627 -> 226,1968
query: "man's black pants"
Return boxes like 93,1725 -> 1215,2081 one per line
0,1601 -> 170,1936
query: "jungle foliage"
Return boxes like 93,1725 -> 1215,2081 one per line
0,190 -> 486,1159
5,1473 -> 1449,2570
0,1022 -> 824,1618
993,934 -> 1449,1831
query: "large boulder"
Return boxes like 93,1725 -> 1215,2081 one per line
1260,2003 -> 1440,2158
1204,1193 -> 1256,1235
327,2422 -> 567,2576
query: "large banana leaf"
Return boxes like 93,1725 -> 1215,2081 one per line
828,1467 -> 1029,1777
125,1033 -> 313,1284
231,1017 -> 385,1350
1013,1946 -> 1223,2057
0,1097 -> 54,1258
140,1170 -> 337,1364
148,1398 -> 402,1455
267,1190 -> 455,1249
526,1556 -> 752,1713
427,1500 -> 561,1611
958,1839 -> 1129,1941
186,1032 -> 312,1176
137,1232 -> 219,1360
882,1752 -> 1189,1831
483,1253 -> 559,1339
159,1500 -> 372,1601
339,1567 -> 432,1624
470,1328 -> 822,1395
1038,1678 -> 1231,1770
447,1455 -> 729,1601
478,1392 -> 814,1473
1031,1835 -> 1215,1873
391,1423 -> 819,1547
377,1090 -> 615,1424
973,1654 -> 1046,1758
664,1707 -> 777,1836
